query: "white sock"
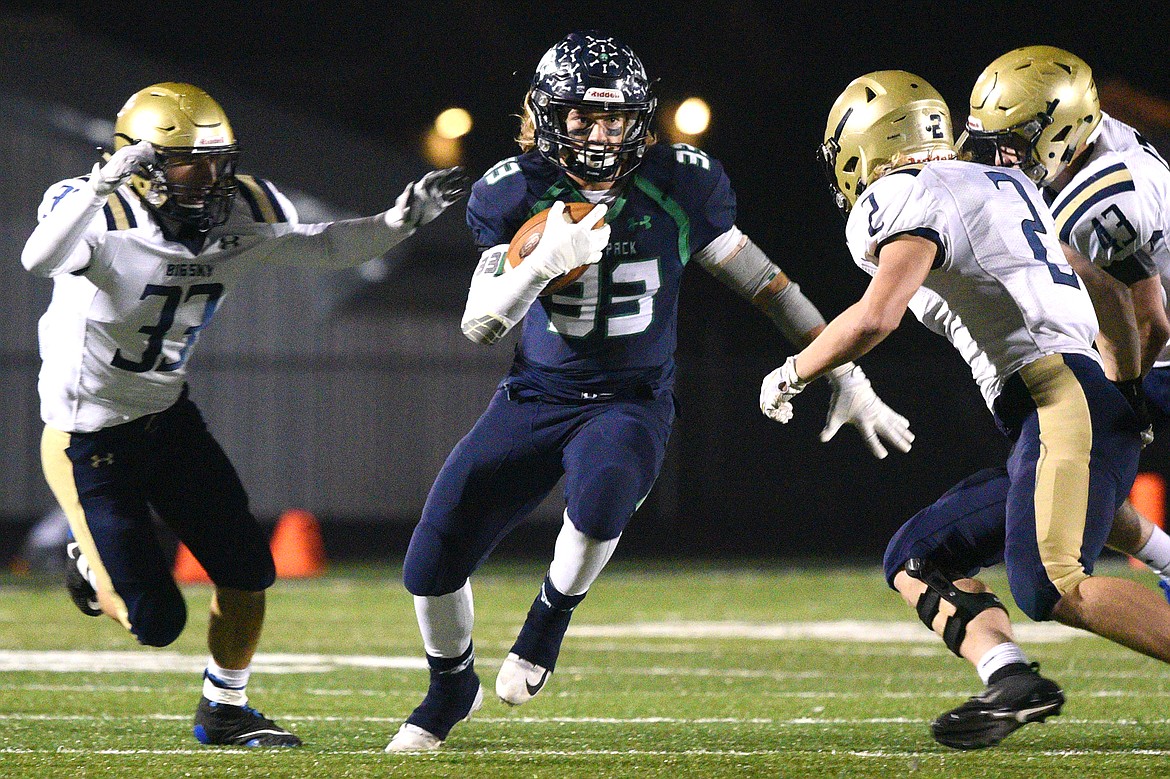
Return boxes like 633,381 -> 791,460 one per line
1136,527 -> 1170,579
415,580 -> 474,659
975,642 -> 1029,685
203,659 -> 250,706
548,510 -> 620,597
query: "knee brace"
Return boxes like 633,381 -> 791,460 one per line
904,558 -> 1007,656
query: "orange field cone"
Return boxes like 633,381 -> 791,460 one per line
271,508 -> 327,578
174,542 -> 212,583
1129,472 -> 1166,569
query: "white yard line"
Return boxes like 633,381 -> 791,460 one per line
570,620 -> 1084,643
0,619 -> 1087,674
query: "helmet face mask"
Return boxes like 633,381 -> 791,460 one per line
529,31 -> 656,182
113,83 -> 239,233
816,136 -> 852,215
960,115 -> 1052,182
820,71 -> 955,216
131,143 -> 239,232
961,45 -> 1100,186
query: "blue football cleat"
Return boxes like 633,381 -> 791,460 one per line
193,697 -> 301,747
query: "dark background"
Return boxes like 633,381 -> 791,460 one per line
3,1 -> 1169,562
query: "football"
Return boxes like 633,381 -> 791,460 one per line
506,202 -> 603,296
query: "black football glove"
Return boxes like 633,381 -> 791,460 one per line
1114,378 -> 1155,448
395,166 -> 471,231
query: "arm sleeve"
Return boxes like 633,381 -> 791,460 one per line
251,211 -> 421,269
235,180 -> 422,270
21,178 -> 106,277
460,244 -> 548,344
692,226 -> 827,346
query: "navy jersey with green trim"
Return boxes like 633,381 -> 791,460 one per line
467,144 -> 735,399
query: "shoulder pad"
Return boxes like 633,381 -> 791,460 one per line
234,174 -> 289,224
467,154 -> 551,247
1050,161 -> 1135,243
1050,160 -> 1149,267
101,189 -> 138,231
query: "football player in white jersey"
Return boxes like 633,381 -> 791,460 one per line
22,82 -> 468,747
962,45 -> 1170,598
760,70 -> 1170,750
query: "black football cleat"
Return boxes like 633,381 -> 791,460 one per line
931,663 -> 1064,750
193,697 -> 302,747
65,542 -> 102,617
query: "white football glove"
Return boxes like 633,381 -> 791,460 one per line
523,201 -> 610,281
386,166 -> 471,232
759,355 -> 806,424
823,363 -> 914,459
88,140 -> 155,197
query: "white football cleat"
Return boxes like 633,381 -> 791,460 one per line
384,685 -> 483,752
496,653 -> 552,706
385,722 -> 442,752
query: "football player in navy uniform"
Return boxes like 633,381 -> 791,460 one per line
387,31 -> 912,751
961,46 -> 1170,598
23,82 -> 467,747
762,69 -> 1170,750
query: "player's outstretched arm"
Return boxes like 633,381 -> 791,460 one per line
460,202 -> 609,345
265,167 -> 470,270
22,141 -> 155,277
696,227 -> 913,458
760,234 -> 933,457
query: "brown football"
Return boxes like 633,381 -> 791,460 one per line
506,202 -> 604,296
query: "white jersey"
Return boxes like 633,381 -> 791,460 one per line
845,160 -> 1100,409
1047,113 -> 1170,366
27,174 -> 404,432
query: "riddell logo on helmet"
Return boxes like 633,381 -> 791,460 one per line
584,87 -> 625,102
197,137 -> 227,146
966,117 -> 984,131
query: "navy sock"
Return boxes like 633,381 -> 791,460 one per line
406,643 -> 479,739
509,575 -> 587,672
988,662 -> 1033,685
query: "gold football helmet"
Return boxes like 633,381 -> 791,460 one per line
113,82 -> 239,232
818,71 -> 953,215
962,45 -> 1100,186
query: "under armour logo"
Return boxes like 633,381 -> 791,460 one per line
627,215 -> 652,231
218,235 -> 241,250
90,453 -> 115,468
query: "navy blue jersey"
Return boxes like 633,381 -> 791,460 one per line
467,143 -> 736,399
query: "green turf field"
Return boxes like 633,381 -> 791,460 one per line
1,560 -> 1168,778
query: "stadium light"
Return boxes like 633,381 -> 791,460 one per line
673,97 -> 710,136
423,129 -> 462,167
434,107 -> 473,140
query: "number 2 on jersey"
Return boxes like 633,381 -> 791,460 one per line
985,171 -> 1080,288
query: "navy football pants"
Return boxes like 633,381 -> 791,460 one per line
404,387 -> 674,596
883,354 -> 1141,621
41,390 -> 274,647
